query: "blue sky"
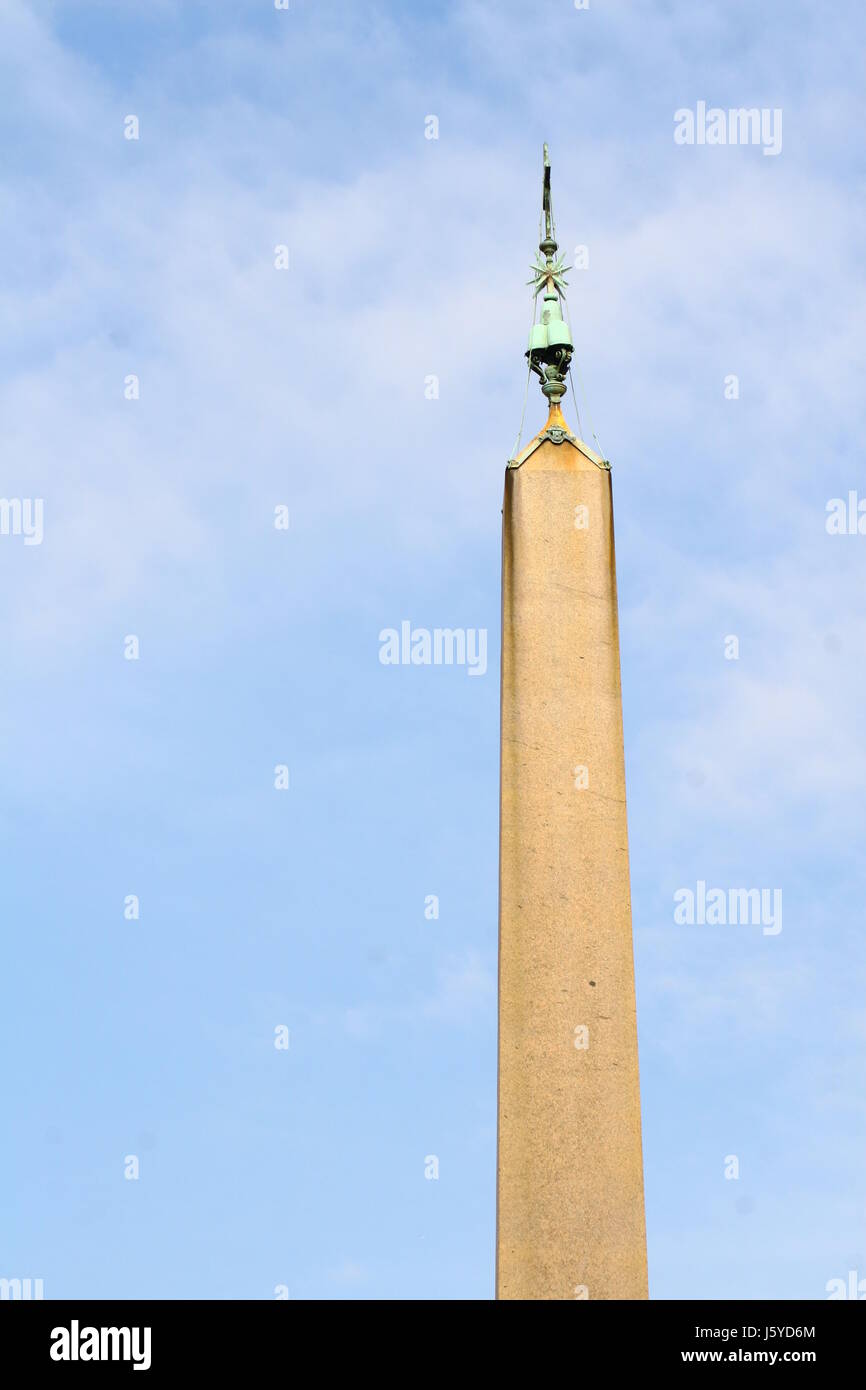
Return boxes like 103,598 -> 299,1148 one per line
1,0 -> 864,1300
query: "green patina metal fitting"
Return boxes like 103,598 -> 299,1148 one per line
525,144 -> 574,407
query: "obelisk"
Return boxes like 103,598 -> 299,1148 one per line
496,147 -> 648,1300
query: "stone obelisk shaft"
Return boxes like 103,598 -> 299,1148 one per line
496,435 -> 648,1300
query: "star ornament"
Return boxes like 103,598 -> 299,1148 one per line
527,252 -> 571,298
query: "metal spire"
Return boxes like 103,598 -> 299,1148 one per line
525,144 -> 573,413
543,142 -> 554,243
